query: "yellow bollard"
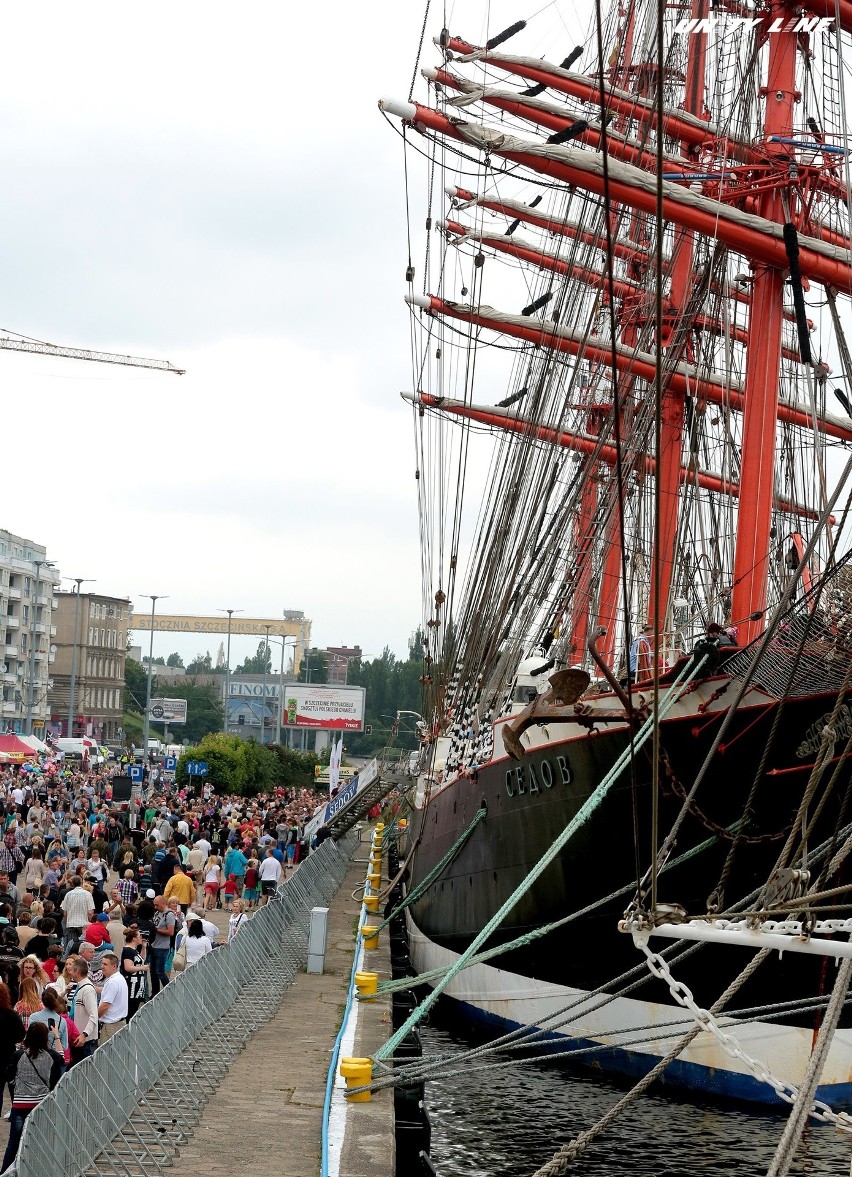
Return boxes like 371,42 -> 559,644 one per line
354,971 -> 378,1000
340,1057 -> 373,1101
375,822 -> 385,832
362,925 -> 380,950
397,818 -> 407,830
364,893 -> 380,914
367,870 -> 382,890
369,854 -> 382,872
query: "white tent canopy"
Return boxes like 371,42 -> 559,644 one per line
19,735 -> 49,753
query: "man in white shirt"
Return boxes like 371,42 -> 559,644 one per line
193,835 -> 211,860
257,849 -> 282,906
97,953 -> 129,1042
61,880 -> 95,948
69,956 -> 99,1062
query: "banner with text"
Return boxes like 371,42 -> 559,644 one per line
149,698 -> 188,724
282,685 -> 365,731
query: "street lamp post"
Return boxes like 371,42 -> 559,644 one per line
66,577 -> 94,738
26,560 -> 55,736
329,651 -> 350,685
261,624 -> 272,745
141,595 -> 168,758
218,608 -> 243,734
266,636 -> 296,747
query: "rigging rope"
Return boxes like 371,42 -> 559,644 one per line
530,949 -> 771,1175
372,805 -> 487,934
374,824 -> 732,996
374,655 -> 707,1063
764,957 -> 852,1177
366,817 -> 852,1096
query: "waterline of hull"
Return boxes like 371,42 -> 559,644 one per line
406,914 -> 852,1106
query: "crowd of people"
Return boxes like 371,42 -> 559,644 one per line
0,761 -> 329,1168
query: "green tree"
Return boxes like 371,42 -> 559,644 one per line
186,651 -> 213,675
166,652 -> 184,668
124,658 -> 148,713
175,733 -> 282,795
297,648 -> 328,683
269,743 -> 320,789
234,641 -> 272,675
122,709 -> 144,746
123,657 -> 149,750
345,637 -> 425,756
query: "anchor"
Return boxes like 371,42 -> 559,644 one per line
502,668 -> 591,760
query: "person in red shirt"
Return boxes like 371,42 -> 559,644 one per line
83,914 -> 112,948
42,947 -> 62,982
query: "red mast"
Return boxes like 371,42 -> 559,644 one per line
648,0 -> 709,634
731,8 -> 799,643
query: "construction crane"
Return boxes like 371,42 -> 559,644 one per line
0,328 -> 184,373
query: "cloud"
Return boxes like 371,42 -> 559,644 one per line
0,0 -> 432,661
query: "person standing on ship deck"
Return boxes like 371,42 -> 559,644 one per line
627,625 -> 654,684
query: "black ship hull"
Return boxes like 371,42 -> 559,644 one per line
406,678 -> 852,1104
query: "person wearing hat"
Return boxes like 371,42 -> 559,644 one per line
83,914 -> 112,950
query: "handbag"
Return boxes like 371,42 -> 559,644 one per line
171,936 -> 188,974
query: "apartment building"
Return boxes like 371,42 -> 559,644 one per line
326,645 -> 362,685
0,530 -> 60,736
48,592 -> 130,741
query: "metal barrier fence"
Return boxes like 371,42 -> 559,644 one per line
6,832 -> 359,1177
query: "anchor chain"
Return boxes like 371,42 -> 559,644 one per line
632,933 -> 852,1133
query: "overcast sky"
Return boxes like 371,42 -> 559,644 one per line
0,1 -> 584,670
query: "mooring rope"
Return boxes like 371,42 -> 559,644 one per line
373,805 -> 487,934
373,655 -> 708,1063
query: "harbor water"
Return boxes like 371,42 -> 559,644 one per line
421,1009 -> 852,1176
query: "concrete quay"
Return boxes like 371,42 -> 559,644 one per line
175,839 -> 395,1177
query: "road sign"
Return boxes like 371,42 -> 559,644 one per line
148,698 -> 188,724
164,756 -> 177,771
128,765 -> 144,783
186,760 -> 208,777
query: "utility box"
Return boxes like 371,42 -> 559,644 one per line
307,906 -> 330,974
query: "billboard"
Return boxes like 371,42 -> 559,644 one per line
132,613 -> 309,640
149,698 -> 188,724
282,685 -> 366,731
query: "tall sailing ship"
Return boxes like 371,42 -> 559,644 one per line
381,0 -> 852,1108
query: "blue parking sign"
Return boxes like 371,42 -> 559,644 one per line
164,757 -> 177,771
128,765 -> 144,783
